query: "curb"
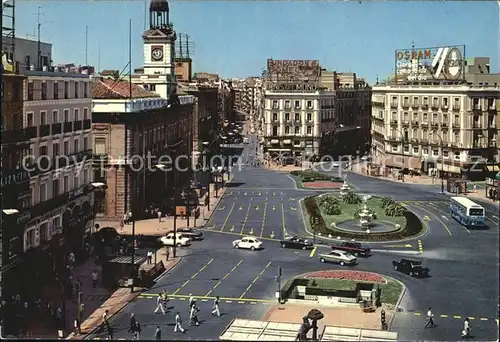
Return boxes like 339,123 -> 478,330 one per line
388,277 -> 407,330
68,257 -> 183,340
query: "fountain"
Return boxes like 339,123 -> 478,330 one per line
339,179 -> 351,197
359,196 -> 373,230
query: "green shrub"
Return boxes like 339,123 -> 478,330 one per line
324,203 -> 342,215
318,196 -> 339,208
343,191 -> 361,204
383,203 -> 406,217
291,170 -> 300,176
380,196 -> 395,208
291,170 -> 331,181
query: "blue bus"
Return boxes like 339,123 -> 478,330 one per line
449,196 -> 485,228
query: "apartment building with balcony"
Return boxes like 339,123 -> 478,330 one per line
263,90 -> 335,159
371,84 -> 500,180
91,78 -> 194,228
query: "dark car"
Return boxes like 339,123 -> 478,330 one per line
176,228 -> 204,240
280,236 -> 314,250
392,258 -> 430,277
332,242 -> 371,257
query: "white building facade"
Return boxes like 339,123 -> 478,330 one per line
263,90 -> 335,158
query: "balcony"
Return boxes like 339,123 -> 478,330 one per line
431,103 -> 439,110
452,123 -> 460,129
64,121 -> 73,133
402,121 -> 410,127
93,153 -> 109,165
402,102 -> 410,108
452,106 -> 460,112
488,108 -> 497,114
52,123 -> 62,134
83,119 -> 91,130
390,102 -> 398,108
68,149 -> 93,165
422,104 -> 429,110
421,122 -> 429,127
372,116 -> 384,122
441,123 -> 448,128
29,193 -> 69,219
2,129 -> 30,145
431,123 -> 439,129
74,120 -> 82,131
390,120 -> 398,125
39,124 -> 51,137
411,121 -> 419,128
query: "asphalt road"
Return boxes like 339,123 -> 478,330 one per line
87,143 -> 499,341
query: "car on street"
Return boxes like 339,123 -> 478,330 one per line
280,236 -> 314,250
392,258 -> 430,277
176,228 -> 204,240
331,242 -> 371,257
243,137 -> 249,144
319,249 -> 357,266
233,237 -> 263,250
159,233 -> 191,247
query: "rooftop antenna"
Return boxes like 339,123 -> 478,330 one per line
34,6 -> 45,70
186,34 -> 190,58
128,18 -> 132,99
85,25 -> 88,66
179,33 -> 183,58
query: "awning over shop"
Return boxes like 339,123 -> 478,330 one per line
436,163 -> 463,174
486,164 -> 500,172
267,148 -> 292,152
379,154 -> 421,169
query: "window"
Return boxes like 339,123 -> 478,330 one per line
423,147 -> 429,154
74,81 -> 79,98
403,112 -> 409,122
413,147 -> 419,153
423,113 -> 428,122
75,175 -> 80,188
413,112 -> 419,121
285,113 -> 290,121
404,145 -> 410,152
74,139 -> 80,153
83,137 -> 89,150
94,138 -> 106,154
423,97 -> 429,106
41,111 -> 47,125
39,223 -> 48,242
28,82 -> 34,100
53,82 -> 59,100
285,126 -> 290,134
272,126 -> 278,136
454,151 -> 460,160
83,168 -> 88,184
306,100 -> 313,109
306,126 -> 312,135
39,182 -> 47,202
488,98 -> 495,109
41,82 -> 47,100
391,111 -> 397,121
64,109 -> 70,122
52,110 -> 58,123
12,81 -> 21,101
422,129 -> 428,140
412,97 -> 419,107
432,113 -> 438,122
74,109 -> 79,121
285,100 -> 291,109
473,98 -> 480,109
294,126 -> 300,134
307,113 -> 312,122
454,132 -> 459,142
64,82 -> 69,99
84,82 -> 88,97
52,142 -> 60,157
27,113 -> 34,127
432,149 -> 439,156
272,100 -> 278,109
294,100 -> 300,109
443,97 -> 448,108
26,229 -> 35,248
443,150 -> 449,158
63,176 -> 69,192
391,144 -> 398,152
51,217 -> 60,235
83,108 -> 89,120
52,179 -> 59,197
272,113 -> 278,121
64,140 -> 70,155
295,113 -> 300,121
294,140 -> 300,146
39,145 -> 48,157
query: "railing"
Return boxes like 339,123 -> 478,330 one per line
431,103 -> 439,109
410,138 -> 419,143
422,105 -> 429,110
29,193 -> 70,219
452,123 -> 460,129
402,102 -> 410,108
411,121 -> 419,127
390,120 -> 398,125
2,129 -> 31,144
431,123 -> 439,128
25,126 -> 37,140
452,106 -> 460,111
472,123 -> 481,129
390,102 -> 398,108
83,119 -> 91,130
402,121 -> 410,127
39,124 -> 51,137
441,123 -> 448,128
52,123 -> 62,134
93,153 -> 109,165
74,120 -> 82,131
488,108 -> 497,114
421,122 -> 429,126
63,121 -> 73,133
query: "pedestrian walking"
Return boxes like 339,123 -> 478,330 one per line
132,321 -> 141,340
101,309 -> 110,332
212,296 -> 220,317
128,313 -> 137,333
161,290 -> 169,311
154,293 -> 166,314
91,270 -> 99,288
189,303 -> 200,326
107,324 -> 114,340
158,210 -> 162,222
124,213 -> 129,225
462,318 -> 471,338
154,325 -> 162,340
166,247 -> 170,261
424,307 -> 436,328
188,294 -> 195,308
147,250 -> 153,265
174,312 -> 185,333
473,184 -> 477,193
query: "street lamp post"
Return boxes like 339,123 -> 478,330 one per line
394,128 -> 407,183
432,132 -> 446,194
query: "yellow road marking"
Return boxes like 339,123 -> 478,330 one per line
206,290 -> 212,296
191,272 -> 199,279
410,202 -> 452,236
260,202 -> 268,237
414,312 -> 421,316
467,317 -> 475,320
240,202 -> 253,234
309,246 -> 317,257
239,262 -> 271,299
220,203 -> 235,232
418,240 -> 423,253
173,258 -> 213,294
205,260 -> 242,296
453,315 -> 462,319
440,314 -> 448,318
480,318 -> 489,321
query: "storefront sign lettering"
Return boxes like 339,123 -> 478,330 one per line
396,49 -> 432,61
1,170 -> 30,187
69,212 -> 94,227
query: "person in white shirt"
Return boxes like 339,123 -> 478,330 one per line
158,211 -> 162,222
424,307 -> 436,328
462,318 -> 470,338
147,250 -> 153,265
188,294 -> 194,308
174,312 -> 185,333
212,296 -> 220,317
153,294 -> 166,314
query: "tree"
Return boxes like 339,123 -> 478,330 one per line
383,203 -> 406,217
380,196 -> 394,208
343,191 -> 361,204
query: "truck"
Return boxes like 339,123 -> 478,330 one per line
331,241 -> 371,257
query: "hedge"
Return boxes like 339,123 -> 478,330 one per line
291,170 -> 343,183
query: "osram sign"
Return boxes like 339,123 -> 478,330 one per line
395,45 -> 465,81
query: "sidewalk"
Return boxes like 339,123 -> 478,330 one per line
67,249 -> 181,340
96,181 -> 229,236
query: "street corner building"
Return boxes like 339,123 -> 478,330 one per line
371,48 -> 500,181
1,55 -> 95,331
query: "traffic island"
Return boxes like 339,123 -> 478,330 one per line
290,170 -> 345,189
302,194 -> 426,241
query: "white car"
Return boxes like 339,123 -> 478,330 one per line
233,237 -> 263,250
319,249 -> 357,266
159,233 -> 191,247
332,162 -> 340,168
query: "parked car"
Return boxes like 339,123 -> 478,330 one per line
159,233 -> 191,247
233,237 -> 263,250
331,242 -> 371,257
319,249 -> 357,266
176,228 -> 203,240
392,258 -> 429,277
280,236 -> 313,250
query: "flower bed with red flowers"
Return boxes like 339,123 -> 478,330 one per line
302,270 -> 387,284
303,181 -> 343,189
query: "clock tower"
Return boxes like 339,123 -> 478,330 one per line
133,0 -> 176,100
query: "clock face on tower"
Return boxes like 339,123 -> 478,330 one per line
151,46 -> 164,61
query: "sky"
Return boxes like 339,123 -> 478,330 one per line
15,0 -> 500,83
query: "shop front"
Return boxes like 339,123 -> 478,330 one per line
62,200 -> 94,261
485,175 -> 500,202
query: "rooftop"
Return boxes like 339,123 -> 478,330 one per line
91,78 -> 160,99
